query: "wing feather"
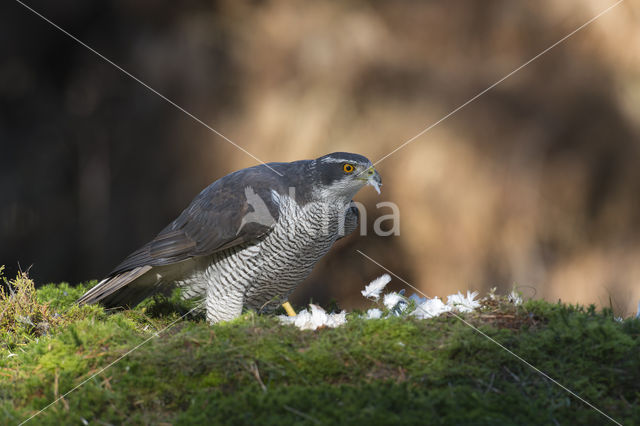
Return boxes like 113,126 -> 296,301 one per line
79,163 -> 297,306
78,266 -> 152,305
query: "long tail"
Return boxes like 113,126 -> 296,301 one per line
78,265 -> 152,307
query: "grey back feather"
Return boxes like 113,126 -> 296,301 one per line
79,160 -> 315,306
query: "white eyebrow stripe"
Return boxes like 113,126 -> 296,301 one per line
320,157 -> 368,165
320,158 -> 348,163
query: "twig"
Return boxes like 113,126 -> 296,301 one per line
283,405 -> 321,425
248,361 -> 266,392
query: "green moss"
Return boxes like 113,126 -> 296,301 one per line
0,271 -> 638,425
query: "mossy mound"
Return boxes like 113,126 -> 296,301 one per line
1,273 -> 638,425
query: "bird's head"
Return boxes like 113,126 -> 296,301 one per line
311,152 -> 382,201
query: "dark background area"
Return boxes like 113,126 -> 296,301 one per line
2,0 -> 639,314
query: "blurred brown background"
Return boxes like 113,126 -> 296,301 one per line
2,0 -> 639,316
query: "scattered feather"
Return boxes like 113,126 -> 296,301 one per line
361,274 -> 391,300
325,309 -> 347,328
487,287 -> 498,300
383,292 -> 404,310
366,308 -> 383,319
383,292 -> 408,315
508,290 -> 523,306
409,293 -> 427,305
278,304 -> 347,331
412,297 -> 451,319
447,291 -> 481,313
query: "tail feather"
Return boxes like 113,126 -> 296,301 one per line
78,265 -> 152,306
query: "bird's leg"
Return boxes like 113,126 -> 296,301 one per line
282,301 -> 297,316
205,285 -> 244,324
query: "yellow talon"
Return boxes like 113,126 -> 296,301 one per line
282,301 -> 296,317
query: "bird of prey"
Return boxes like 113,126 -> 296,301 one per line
78,152 -> 382,323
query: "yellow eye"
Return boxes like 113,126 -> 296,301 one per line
343,163 -> 354,173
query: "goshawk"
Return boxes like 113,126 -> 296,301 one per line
78,152 -> 382,323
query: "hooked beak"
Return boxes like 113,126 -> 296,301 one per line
358,166 -> 382,194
